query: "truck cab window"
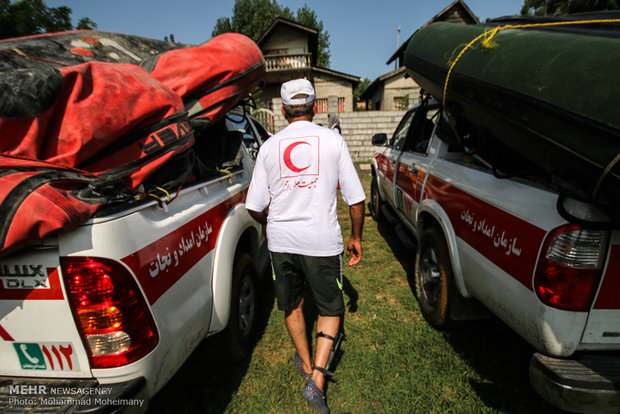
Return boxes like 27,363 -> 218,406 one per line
390,109 -> 416,150
435,111 -> 468,152
404,107 -> 439,154
251,118 -> 271,144
225,111 -> 261,160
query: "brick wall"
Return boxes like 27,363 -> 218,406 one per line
273,110 -> 406,162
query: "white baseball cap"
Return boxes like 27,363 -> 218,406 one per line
281,78 -> 315,105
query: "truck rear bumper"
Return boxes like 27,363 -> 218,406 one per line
0,376 -> 147,413
529,352 -> 620,414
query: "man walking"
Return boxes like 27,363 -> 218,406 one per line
245,78 -> 365,413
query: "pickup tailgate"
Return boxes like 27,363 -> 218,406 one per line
0,245 -> 92,378
582,231 -> 620,347
530,231 -> 620,413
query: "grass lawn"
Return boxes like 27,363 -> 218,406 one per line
148,163 -> 566,414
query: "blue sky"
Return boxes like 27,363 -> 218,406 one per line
45,0 -> 524,81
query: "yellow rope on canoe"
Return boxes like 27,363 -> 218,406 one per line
442,18 -> 620,109
593,152 -> 620,198
441,18 -> 620,200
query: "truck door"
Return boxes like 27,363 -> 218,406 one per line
394,102 -> 439,223
377,108 -> 417,209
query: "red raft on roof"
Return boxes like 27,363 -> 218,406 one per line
143,32 -> 265,124
0,31 -> 265,256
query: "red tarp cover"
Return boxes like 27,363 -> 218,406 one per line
0,61 -> 193,186
144,33 -> 265,124
0,32 -> 264,256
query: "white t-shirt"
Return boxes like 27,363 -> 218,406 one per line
245,120 -> 366,256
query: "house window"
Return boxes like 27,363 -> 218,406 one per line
337,97 -> 345,113
393,96 -> 408,111
315,98 -> 328,114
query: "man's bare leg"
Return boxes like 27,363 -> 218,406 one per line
285,298 -> 312,375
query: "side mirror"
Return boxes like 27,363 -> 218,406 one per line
372,133 -> 387,146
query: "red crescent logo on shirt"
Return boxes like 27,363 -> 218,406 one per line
283,141 -> 311,172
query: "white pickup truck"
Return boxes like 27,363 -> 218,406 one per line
0,108 -> 269,412
370,98 -> 620,413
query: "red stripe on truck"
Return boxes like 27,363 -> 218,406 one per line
122,192 -> 245,305
0,323 -> 14,341
594,245 -> 620,309
424,175 -> 547,291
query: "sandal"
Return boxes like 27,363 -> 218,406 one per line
302,380 -> 330,414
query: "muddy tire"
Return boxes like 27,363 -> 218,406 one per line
415,226 -> 454,328
220,253 -> 258,360
369,175 -> 384,222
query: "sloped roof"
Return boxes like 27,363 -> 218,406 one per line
314,66 -> 361,85
386,0 -> 479,66
359,66 -> 406,100
257,17 -> 360,85
257,17 -> 318,66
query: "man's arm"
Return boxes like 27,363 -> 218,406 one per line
346,201 -> 365,266
247,209 -> 267,226
247,209 -> 267,239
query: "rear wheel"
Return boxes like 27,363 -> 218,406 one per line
415,226 -> 454,328
369,175 -> 384,222
220,252 -> 258,360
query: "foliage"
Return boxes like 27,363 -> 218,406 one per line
76,17 -> 97,30
521,0 -> 619,15
212,0 -> 291,42
354,77 -> 372,111
294,4 -> 331,70
212,0 -> 331,67
0,0 -> 96,39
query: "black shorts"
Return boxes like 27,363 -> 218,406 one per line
270,252 -> 344,316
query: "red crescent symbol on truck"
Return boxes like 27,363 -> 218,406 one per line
283,141 -> 311,172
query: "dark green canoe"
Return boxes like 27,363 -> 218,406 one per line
405,13 -> 620,223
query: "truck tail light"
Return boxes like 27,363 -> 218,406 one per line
61,257 -> 158,368
534,225 -> 607,311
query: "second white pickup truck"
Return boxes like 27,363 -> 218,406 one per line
370,97 -> 620,413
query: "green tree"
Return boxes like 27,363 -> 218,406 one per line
0,0 -> 14,37
353,77 -> 371,111
213,0 -> 292,41
521,0 -> 619,15
76,17 -> 97,30
295,5 -> 330,68
212,0 -> 331,67
0,0 -> 95,39
44,5 -> 71,32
